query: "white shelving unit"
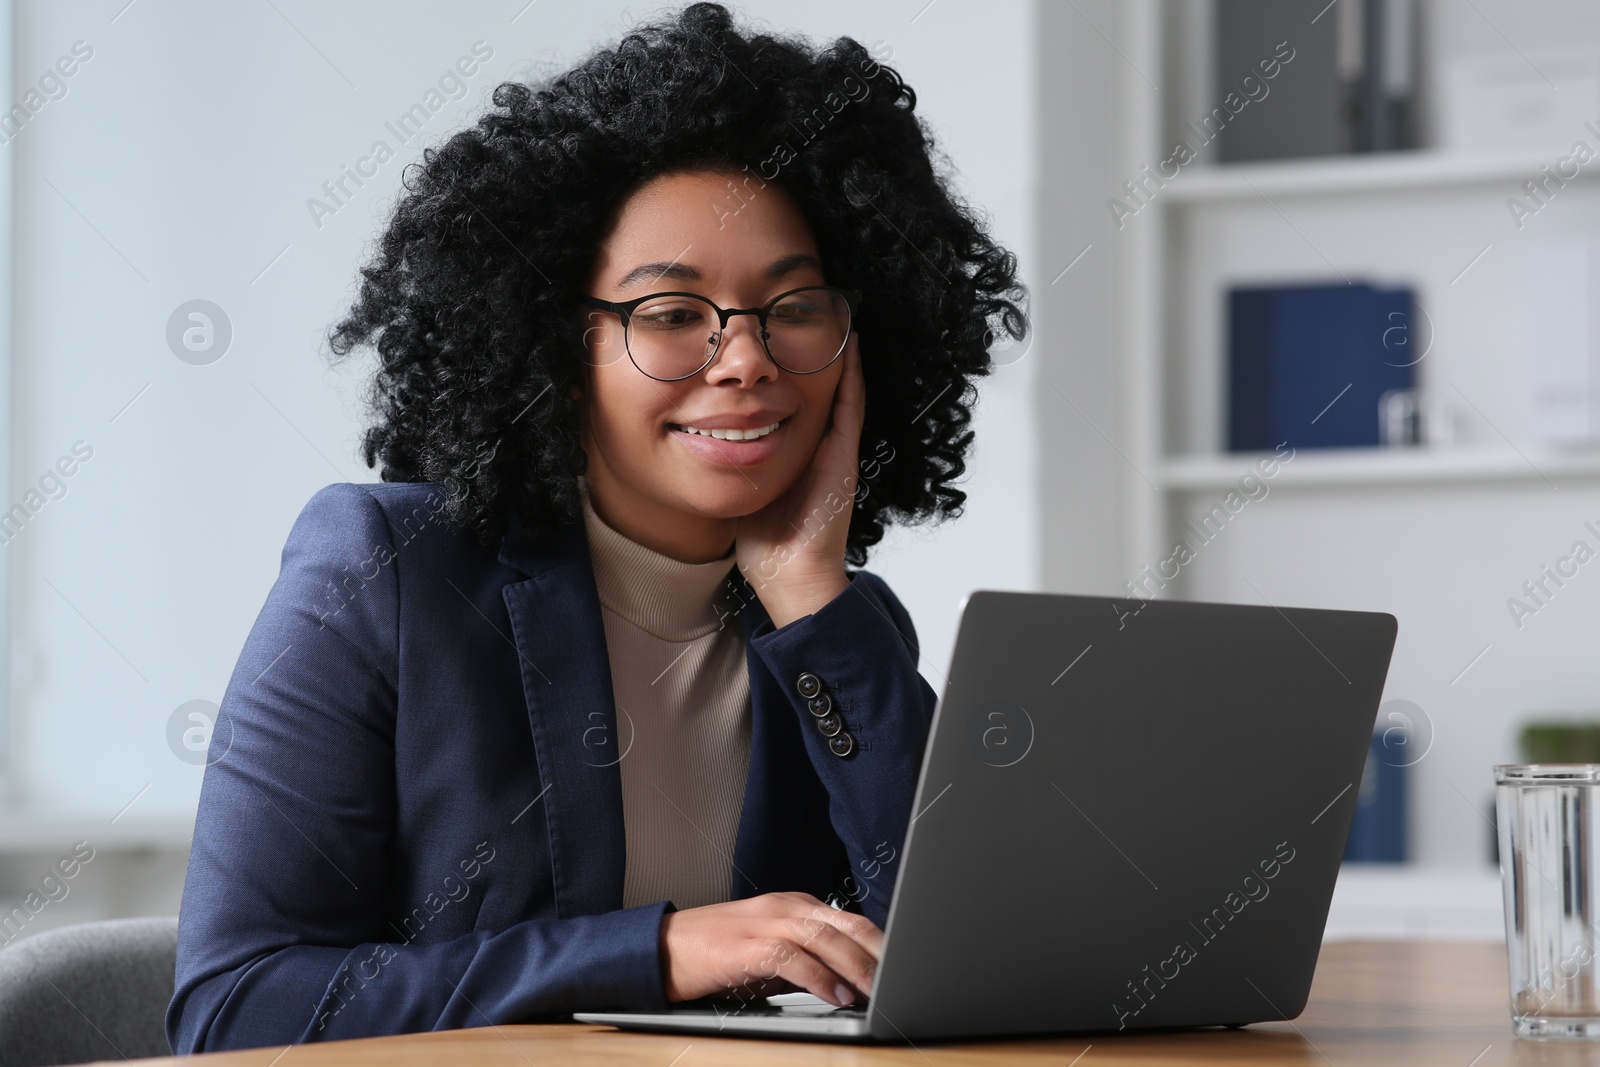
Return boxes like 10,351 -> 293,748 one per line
1111,1 -> 1600,871
1120,2 -> 1600,575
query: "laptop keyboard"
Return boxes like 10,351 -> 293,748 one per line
697,993 -> 866,1019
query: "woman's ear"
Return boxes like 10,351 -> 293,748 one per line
571,383 -> 588,441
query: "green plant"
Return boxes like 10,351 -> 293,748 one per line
1520,722 -> 1600,763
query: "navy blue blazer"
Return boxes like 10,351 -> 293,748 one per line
166,481 -> 938,1053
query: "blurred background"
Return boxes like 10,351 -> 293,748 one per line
0,0 -> 1593,947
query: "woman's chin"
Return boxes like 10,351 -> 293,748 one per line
669,484 -> 782,523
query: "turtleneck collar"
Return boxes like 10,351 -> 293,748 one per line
579,477 -> 739,642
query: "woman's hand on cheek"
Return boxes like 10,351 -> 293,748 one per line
734,332 -> 864,628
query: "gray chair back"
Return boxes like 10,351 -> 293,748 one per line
0,917 -> 178,1067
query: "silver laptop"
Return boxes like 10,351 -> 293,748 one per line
575,590 -> 1398,1042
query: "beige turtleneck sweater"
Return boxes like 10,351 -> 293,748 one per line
579,481 -> 753,910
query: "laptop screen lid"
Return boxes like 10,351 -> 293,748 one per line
865,590 -> 1398,1042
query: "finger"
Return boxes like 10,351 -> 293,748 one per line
774,892 -> 884,963
813,337 -> 865,493
776,914 -> 879,999
832,332 -> 866,437
795,899 -> 884,963
759,936 -> 861,1007
722,970 -> 797,1005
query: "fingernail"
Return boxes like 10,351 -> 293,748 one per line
833,983 -> 854,1006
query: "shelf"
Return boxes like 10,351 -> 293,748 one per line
1162,149 -> 1594,204
1324,865 -> 1502,941
1161,444 -> 1600,491
0,812 -> 193,851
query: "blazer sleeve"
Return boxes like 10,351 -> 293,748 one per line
166,483 -> 674,1054
747,568 -> 939,929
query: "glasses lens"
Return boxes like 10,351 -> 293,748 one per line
764,288 -> 851,373
624,294 -> 721,380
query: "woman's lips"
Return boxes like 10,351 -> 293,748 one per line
667,417 -> 790,468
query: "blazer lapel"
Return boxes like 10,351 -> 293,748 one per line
495,512 -> 842,918
497,514 -> 627,919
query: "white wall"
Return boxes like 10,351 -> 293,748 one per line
6,1 -> 1037,821
1036,0 -> 1133,598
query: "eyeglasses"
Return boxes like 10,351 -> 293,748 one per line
581,285 -> 861,382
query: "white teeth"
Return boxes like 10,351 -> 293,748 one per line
674,420 -> 782,441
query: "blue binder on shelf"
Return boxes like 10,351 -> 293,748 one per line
1228,283 -> 1416,451
1344,730 -> 1407,863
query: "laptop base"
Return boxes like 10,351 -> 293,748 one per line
575,993 -> 873,1041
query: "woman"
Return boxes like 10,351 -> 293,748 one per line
167,2 -> 1026,1052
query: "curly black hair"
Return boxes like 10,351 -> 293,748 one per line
326,1 -> 1028,567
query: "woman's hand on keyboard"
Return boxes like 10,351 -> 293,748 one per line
659,891 -> 882,1008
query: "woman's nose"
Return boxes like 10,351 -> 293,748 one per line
708,314 -> 777,382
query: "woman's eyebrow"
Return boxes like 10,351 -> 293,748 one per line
763,252 -> 823,279
614,252 -> 823,291
616,261 -> 697,290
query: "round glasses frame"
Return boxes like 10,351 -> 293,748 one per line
581,284 -> 862,382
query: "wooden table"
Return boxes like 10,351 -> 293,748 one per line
122,940 -> 1586,1065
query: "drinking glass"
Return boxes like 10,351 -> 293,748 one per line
1496,764 -> 1600,1038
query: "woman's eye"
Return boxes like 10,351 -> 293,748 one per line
771,301 -> 820,322
636,305 -> 704,328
